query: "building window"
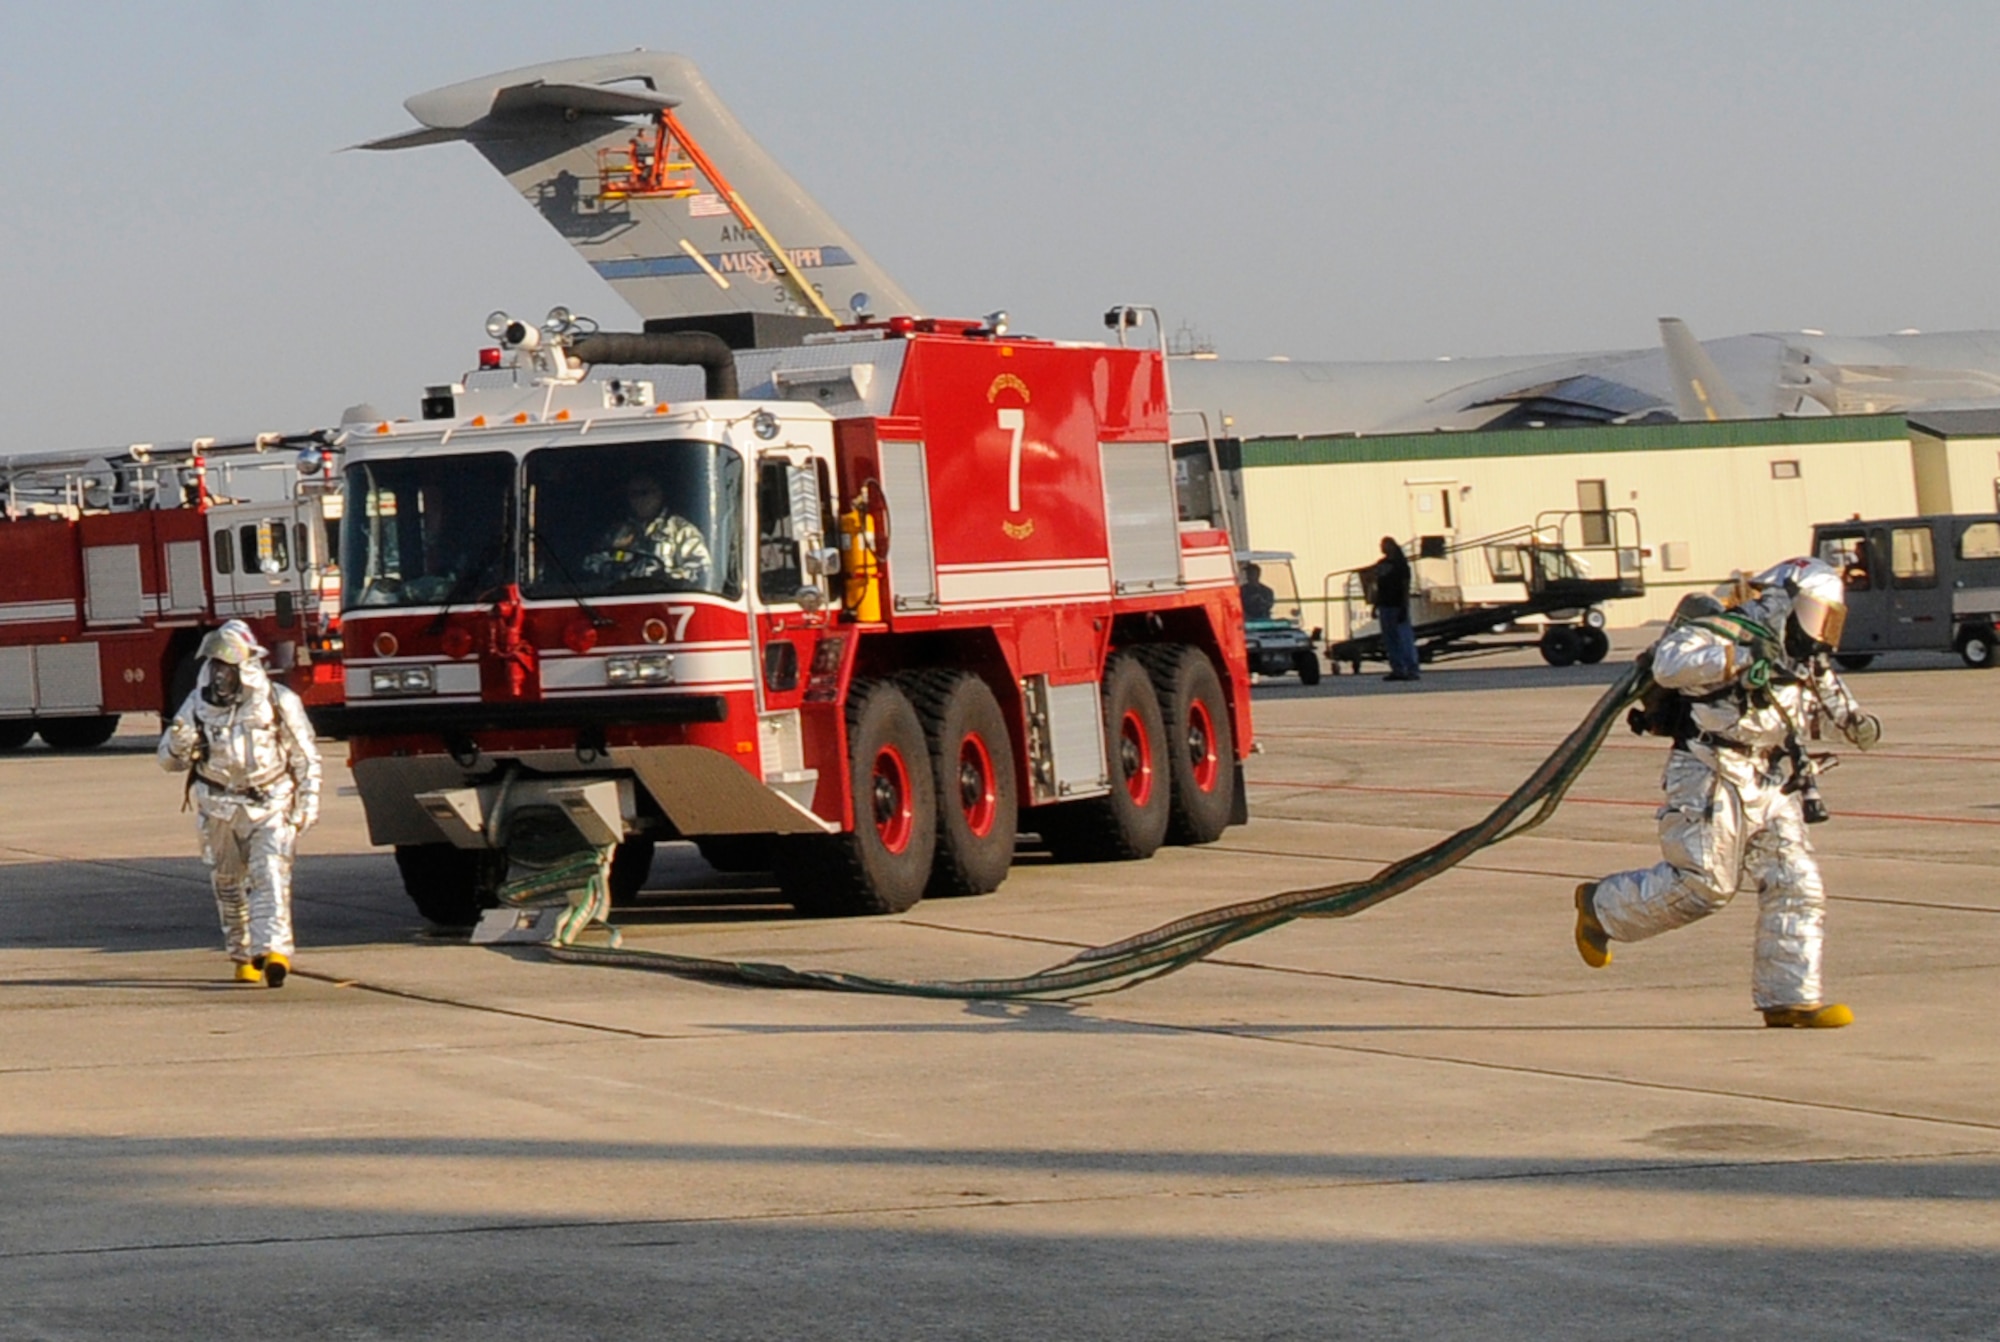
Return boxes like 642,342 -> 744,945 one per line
1770,460 -> 1801,479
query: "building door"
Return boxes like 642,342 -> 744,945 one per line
1404,481 -> 1460,605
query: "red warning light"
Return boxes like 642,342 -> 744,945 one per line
478,348 -> 503,370
887,316 -> 917,336
563,618 -> 600,655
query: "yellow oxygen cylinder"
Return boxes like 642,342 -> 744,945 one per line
840,488 -> 882,622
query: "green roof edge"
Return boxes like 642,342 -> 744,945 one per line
1240,413 -> 1910,468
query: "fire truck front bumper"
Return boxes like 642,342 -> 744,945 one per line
352,744 -> 834,849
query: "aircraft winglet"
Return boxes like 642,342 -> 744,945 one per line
1658,317 -> 1750,421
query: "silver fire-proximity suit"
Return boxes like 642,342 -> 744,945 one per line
1588,560 -> 1879,1014
158,623 -> 322,980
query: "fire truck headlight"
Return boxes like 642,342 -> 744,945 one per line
370,666 -> 436,696
606,653 -> 674,686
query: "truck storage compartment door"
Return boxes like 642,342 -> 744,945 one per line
82,545 -> 143,625
878,439 -> 936,611
1101,442 -> 1181,594
163,540 -> 207,616
34,643 -> 102,713
0,647 -> 32,716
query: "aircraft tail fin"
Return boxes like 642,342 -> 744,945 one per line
1658,317 -> 1750,421
358,52 -> 920,341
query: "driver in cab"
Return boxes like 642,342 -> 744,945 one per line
585,472 -> 711,586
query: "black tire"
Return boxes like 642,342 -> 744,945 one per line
1960,629 -> 1997,669
0,720 -> 34,751
393,842 -> 506,927
1038,653 -> 1171,863
904,670 -> 1017,898
1834,654 -> 1875,671
607,836 -> 657,907
35,715 -> 120,750
1539,626 -> 1582,668
1138,645 -> 1239,846
695,835 -> 777,873
1293,649 -> 1323,686
779,680 -> 936,916
1577,626 -> 1611,665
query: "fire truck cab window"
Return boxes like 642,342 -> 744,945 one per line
239,522 -> 289,575
342,454 -> 515,609
214,529 -> 235,575
524,439 -> 742,601
756,459 -> 808,602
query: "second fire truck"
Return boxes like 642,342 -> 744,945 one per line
322,307 -> 1252,921
0,435 -> 344,751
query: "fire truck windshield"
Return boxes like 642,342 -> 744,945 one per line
524,439 -> 744,601
343,454 -> 515,609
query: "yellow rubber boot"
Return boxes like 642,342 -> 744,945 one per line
1762,1003 -> 1853,1028
232,961 -> 263,985
1574,882 -> 1612,969
255,953 -> 290,989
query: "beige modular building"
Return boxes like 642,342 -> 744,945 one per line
1909,410 -> 2000,516
1238,414 -> 1925,629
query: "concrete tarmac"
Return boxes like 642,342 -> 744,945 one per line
2,644 -> 1995,1339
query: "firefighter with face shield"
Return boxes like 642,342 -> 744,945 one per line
1574,558 -> 1882,1027
158,621 -> 323,987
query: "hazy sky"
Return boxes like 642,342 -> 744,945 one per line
6,1 -> 2000,450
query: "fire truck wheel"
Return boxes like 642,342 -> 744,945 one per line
782,680 -> 938,916
1138,645 -> 1238,846
1039,654 -> 1171,862
695,836 -> 777,873
1577,626 -> 1611,665
392,843 -> 505,927
35,715 -> 120,751
608,837 -> 658,907
0,721 -> 35,751
905,670 -> 1018,897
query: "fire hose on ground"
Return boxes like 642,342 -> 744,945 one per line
514,662 -> 1651,1001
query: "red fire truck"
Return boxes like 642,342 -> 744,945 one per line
0,436 -> 345,751
320,307 -> 1251,922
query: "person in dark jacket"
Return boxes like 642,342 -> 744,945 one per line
1373,537 -> 1420,681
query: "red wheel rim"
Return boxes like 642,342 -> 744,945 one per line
871,744 -> 914,853
1118,709 -> 1154,806
1185,698 -> 1219,792
957,732 -> 998,838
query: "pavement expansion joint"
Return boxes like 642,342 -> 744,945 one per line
1183,1024 -> 2000,1136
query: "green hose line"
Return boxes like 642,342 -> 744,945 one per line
543,661 -> 1652,1000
